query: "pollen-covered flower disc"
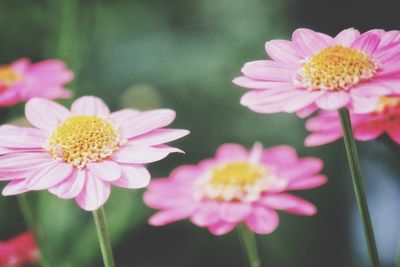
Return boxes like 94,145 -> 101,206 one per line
144,143 -> 327,235
0,96 -> 189,211
234,28 -> 400,116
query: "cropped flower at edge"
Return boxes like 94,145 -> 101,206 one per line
233,28 -> 400,116
0,232 -> 38,267
0,58 -> 73,106
0,96 -> 189,211
305,96 -> 400,146
144,143 -> 327,236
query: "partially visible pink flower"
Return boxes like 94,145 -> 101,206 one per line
0,58 -> 73,106
0,232 -> 38,267
0,96 -> 189,211
233,28 -> 400,116
305,96 -> 400,146
144,143 -> 327,235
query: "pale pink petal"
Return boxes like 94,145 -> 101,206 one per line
292,28 -> 332,58
296,104 -> 319,118
265,40 -> 301,65
349,94 -> 380,114
112,145 -> 183,164
278,158 -> 324,181
379,30 -> 400,47
119,109 -> 176,139
232,77 -> 293,89
10,58 -> 30,74
191,202 -> 221,226
0,126 -> 47,148
261,145 -> 298,165
110,109 -> 139,125
25,161 -> 73,190
25,98 -> 70,131
334,28 -> 360,46
71,96 -> 110,117
75,171 -> 111,211
373,40 -> 400,63
260,193 -> 316,215
315,92 -> 350,110
215,143 -> 248,161
305,112 -> 340,131
220,202 -> 252,223
241,60 -> 294,81
247,102 -> 285,113
351,32 -> 380,53
87,161 -> 121,181
128,129 -> 189,146
48,169 -> 85,199
305,132 -> 342,146
249,142 -> 263,163
208,221 -> 236,236
244,207 -> 279,234
149,207 -> 195,226
112,165 -> 150,189
2,179 -> 29,196
287,175 -> 328,190
350,82 -> 391,96
0,152 -> 52,179
240,88 -> 300,106
282,91 -> 325,112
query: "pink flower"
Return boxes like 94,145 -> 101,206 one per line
233,28 -> 400,116
0,232 -> 38,267
0,58 -> 73,106
305,96 -> 400,146
0,96 -> 189,211
144,143 -> 327,235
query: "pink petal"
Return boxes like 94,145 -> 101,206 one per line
0,126 -> 47,148
233,77 -> 293,90
247,102 -> 285,113
120,109 -> 176,139
191,202 -> 221,226
2,179 -> 29,196
287,175 -> 328,190
87,161 -> 121,181
304,132 -> 342,147
244,207 -> 279,234
296,104 -> 319,118
208,221 -> 236,236
292,28 -> 332,58
279,157 -> 324,181
334,28 -> 361,46
75,171 -> 111,211
282,91 -> 324,112
315,92 -> 350,110
25,161 -> 73,190
25,98 -> 70,131
148,206 -> 195,226
240,88 -> 299,106
71,96 -> 110,117
385,123 -> 400,144
110,109 -> 139,125
128,129 -> 189,146
260,193 -> 316,215
215,143 -> 248,161
353,123 -> 384,141
48,169 -> 85,199
351,32 -> 380,54
112,145 -> 183,164
373,40 -> 400,64
349,94 -> 380,114
112,165 -> 150,189
261,145 -> 298,165
241,60 -> 294,82
220,202 -> 252,223
265,40 -> 301,65
379,30 -> 400,47
350,82 -> 391,96
0,152 -> 53,179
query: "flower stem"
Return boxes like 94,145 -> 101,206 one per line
17,194 -> 51,267
338,108 -> 380,267
237,224 -> 261,267
92,207 -> 116,267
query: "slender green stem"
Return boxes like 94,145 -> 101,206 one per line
17,194 -> 51,267
237,224 -> 261,267
338,108 -> 380,267
92,207 -> 116,267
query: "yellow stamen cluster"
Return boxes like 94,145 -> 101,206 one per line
374,96 -> 400,113
0,67 -> 21,87
46,115 -> 121,168
295,46 -> 380,91
195,161 -> 283,202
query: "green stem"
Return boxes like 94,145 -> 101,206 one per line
17,194 -> 51,267
92,207 -> 116,267
338,108 -> 380,267
237,224 -> 261,267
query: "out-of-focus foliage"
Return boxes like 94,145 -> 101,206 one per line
0,0 -> 399,267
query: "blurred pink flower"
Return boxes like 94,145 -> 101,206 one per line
305,96 -> 400,146
144,143 -> 327,235
233,28 -> 400,116
0,232 -> 38,267
0,96 -> 189,211
0,58 -> 73,106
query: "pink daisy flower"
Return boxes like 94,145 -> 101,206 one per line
0,58 -> 73,106
0,96 -> 189,211
233,28 -> 400,116
144,143 -> 327,235
305,96 -> 400,146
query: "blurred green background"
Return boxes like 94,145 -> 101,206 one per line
1,0 -> 400,266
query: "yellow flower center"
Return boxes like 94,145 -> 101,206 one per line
46,115 -> 121,168
295,46 -> 380,91
373,96 -> 400,113
195,161 -> 284,202
0,67 -> 21,88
